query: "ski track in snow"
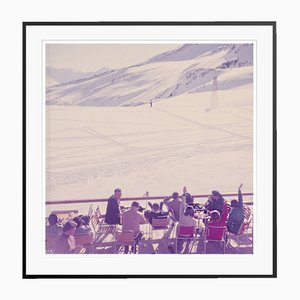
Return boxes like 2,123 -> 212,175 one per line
46,85 -> 253,213
153,107 -> 252,141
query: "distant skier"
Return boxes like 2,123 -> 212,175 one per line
150,99 -> 153,108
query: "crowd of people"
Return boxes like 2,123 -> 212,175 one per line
46,184 -> 246,254
46,213 -> 93,254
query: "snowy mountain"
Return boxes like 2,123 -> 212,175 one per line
46,44 -> 253,106
46,67 -> 110,87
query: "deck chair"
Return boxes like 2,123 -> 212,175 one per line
74,233 -> 95,253
90,207 -> 110,239
94,205 -> 103,221
95,223 -> 117,245
228,206 -> 253,252
204,226 -> 227,254
87,204 -> 94,217
175,225 -> 197,254
114,230 -> 140,254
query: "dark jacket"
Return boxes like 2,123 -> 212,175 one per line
226,189 -> 244,234
205,197 -> 225,213
144,210 -> 168,224
144,201 -> 168,224
104,196 -> 121,225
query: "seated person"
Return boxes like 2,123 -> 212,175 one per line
73,216 -> 94,237
163,192 -> 182,222
220,201 -> 230,225
185,193 -> 194,205
179,187 -> 203,230
183,193 -> 203,211
205,190 -> 225,214
205,210 -> 227,240
179,206 -> 197,227
80,215 -> 91,227
121,201 -> 146,253
54,221 -> 85,254
144,202 -> 168,224
178,191 -> 197,228
173,187 -> 201,253
46,213 -> 63,235
226,184 -> 245,234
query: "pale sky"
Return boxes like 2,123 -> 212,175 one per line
46,44 -> 181,72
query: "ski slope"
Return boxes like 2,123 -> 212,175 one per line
46,83 -> 253,214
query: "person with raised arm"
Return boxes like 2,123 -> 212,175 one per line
226,183 -> 245,234
144,201 -> 168,224
163,191 -> 182,222
178,186 -> 197,227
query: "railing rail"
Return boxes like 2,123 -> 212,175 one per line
46,192 -> 253,206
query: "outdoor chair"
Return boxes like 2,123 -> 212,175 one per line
74,233 -> 95,253
90,206 -> 114,239
175,225 -> 198,254
204,226 -> 227,254
87,204 -> 94,217
227,205 -> 253,253
114,230 -> 140,254
149,217 -> 170,240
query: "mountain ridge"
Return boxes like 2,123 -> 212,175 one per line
46,43 -> 253,106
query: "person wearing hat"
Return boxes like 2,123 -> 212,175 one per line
105,188 -> 122,225
54,221 -> 85,254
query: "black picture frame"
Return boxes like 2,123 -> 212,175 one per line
22,21 -> 277,279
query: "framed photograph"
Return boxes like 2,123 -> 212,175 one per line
23,21 -> 276,278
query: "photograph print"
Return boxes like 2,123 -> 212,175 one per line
45,42 -> 254,256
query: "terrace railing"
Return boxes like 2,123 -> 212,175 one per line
46,192 -> 253,206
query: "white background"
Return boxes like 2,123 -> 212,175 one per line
0,0 -> 298,298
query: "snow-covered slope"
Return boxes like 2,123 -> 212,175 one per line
148,43 -> 252,65
46,83 -> 253,207
46,44 -> 253,106
46,67 -> 110,87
